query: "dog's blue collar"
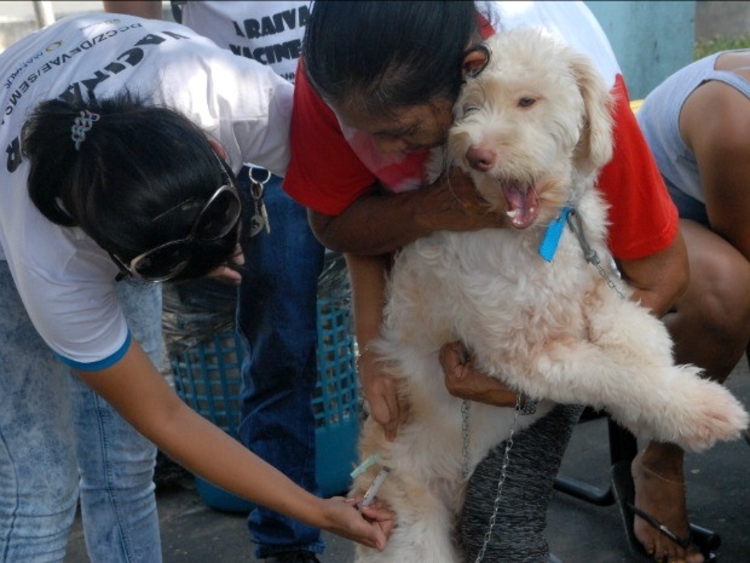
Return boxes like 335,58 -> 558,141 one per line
538,206 -> 573,262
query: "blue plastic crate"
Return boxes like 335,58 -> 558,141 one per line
170,296 -> 359,512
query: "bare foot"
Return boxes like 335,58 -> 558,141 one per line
631,451 -> 704,563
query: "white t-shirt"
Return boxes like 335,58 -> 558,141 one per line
181,1 -> 308,83
0,13 -> 293,369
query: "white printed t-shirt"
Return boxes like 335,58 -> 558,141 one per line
0,13 -> 293,370
180,0 -> 309,83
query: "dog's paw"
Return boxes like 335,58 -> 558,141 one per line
661,371 -> 749,452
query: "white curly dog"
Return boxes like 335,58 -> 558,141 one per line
351,27 -> 749,563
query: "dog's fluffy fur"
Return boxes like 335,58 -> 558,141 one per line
351,28 -> 749,563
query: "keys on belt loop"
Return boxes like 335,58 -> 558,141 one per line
248,168 -> 272,237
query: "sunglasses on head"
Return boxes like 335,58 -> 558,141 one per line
111,152 -> 242,283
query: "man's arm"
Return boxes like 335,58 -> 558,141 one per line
616,230 -> 689,317
309,169 -> 507,256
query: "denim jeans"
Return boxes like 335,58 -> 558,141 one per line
0,263 -> 163,563
664,176 -> 709,226
236,169 -> 326,558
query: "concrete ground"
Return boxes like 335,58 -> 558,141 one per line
64,361 -> 749,563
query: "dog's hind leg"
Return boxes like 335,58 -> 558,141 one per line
354,477 -> 464,563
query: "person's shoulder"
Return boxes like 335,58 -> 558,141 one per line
683,76 -> 750,154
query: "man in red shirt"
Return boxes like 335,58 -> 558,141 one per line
284,2 -> 692,562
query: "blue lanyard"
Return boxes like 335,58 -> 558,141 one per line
538,206 -> 573,262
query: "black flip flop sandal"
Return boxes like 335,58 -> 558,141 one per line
611,460 -> 720,562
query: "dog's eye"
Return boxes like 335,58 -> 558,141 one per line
463,106 -> 481,116
518,97 -> 537,108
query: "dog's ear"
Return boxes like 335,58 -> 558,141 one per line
569,53 -> 614,174
462,44 -> 491,78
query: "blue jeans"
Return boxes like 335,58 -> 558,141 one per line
236,169 -> 326,558
0,263 -> 162,563
664,176 -> 709,226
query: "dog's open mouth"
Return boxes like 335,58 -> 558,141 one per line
502,180 -> 540,229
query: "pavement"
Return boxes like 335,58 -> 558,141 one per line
63,361 -> 749,563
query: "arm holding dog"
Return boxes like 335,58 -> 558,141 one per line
440,342 -> 520,407
597,83 -> 689,317
308,168 -> 506,256
617,236 -> 689,317
347,252 -> 410,440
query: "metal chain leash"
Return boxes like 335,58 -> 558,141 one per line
566,208 -> 626,300
461,399 -> 472,480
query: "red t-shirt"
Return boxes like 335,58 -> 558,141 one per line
284,12 -> 678,261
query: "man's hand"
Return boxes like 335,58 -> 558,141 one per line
358,348 -> 409,440
308,167 -> 507,256
439,341 -> 519,407
415,167 -> 508,234
207,243 -> 245,285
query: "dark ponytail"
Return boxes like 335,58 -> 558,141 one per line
22,92 -> 241,281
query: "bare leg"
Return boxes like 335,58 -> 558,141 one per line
634,220 -> 750,563
632,445 -> 701,563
